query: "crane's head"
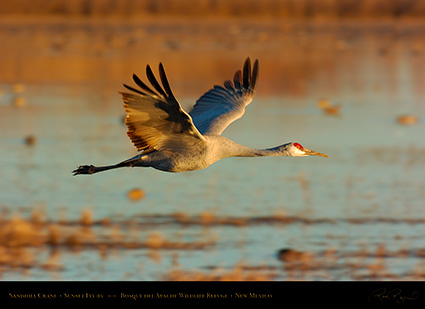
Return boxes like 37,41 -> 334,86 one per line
288,142 -> 328,157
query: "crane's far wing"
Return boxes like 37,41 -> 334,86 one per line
189,58 -> 259,135
121,63 -> 206,154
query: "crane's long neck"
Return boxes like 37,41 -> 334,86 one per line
215,137 -> 292,158
231,144 -> 291,157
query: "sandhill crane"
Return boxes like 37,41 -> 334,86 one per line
73,58 -> 327,175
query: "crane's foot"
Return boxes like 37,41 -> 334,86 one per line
72,165 -> 96,176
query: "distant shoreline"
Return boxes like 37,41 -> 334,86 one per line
1,0 -> 425,20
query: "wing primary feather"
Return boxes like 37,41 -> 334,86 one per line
123,83 -> 145,95
158,63 -> 177,101
233,70 -> 242,89
223,80 -> 235,91
250,59 -> 259,91
146,65 -> 167,97
204,92 -> 225,100
213,85 -> 230,93
243,57 -> 251,89
132,74 -> 157,95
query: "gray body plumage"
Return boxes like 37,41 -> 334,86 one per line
73,58 -> 327,176
130,136 -> 294,173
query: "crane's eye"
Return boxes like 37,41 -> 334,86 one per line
293,143 -> 304,150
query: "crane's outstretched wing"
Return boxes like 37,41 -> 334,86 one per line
121,63 -> 206,154
189,58 -> 259,135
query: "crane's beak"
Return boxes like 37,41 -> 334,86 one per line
303,148 -> 328,157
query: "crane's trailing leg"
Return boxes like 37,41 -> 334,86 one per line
72,165 -> 97,175
72,161 -> 134,176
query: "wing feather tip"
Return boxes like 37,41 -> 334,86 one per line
146,64 -> 168,97
243,57 -> 252,89
158,62 -> 177,100
233,70 -> 242,88
250,59 -> 259,91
